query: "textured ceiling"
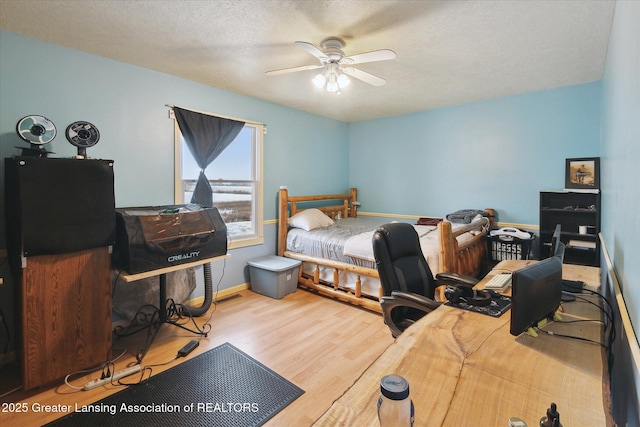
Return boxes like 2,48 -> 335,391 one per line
0,0 -> 615,122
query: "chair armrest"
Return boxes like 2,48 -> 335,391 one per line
389,291 -> 442,311
380,292 -> 441,338
435,272 -> 479,287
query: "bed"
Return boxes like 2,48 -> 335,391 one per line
277,187 -> 494,313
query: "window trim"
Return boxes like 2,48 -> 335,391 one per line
173,111 -> 264,249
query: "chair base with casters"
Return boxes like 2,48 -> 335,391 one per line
373,222 -> 481,338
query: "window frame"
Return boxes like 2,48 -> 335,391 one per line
173,110 -> 264,249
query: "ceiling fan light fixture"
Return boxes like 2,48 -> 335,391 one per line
266,37 -> 395,94
323,66 -> 337,92
317,65 -> 349,93
337,73 -> 350,88
312,73 -> 326,88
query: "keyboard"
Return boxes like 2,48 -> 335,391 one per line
483,273 -> 512,290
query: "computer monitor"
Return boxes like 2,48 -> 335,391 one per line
549,224 -> 562,258
554,241 -> 566,263
509,256 -> 563,336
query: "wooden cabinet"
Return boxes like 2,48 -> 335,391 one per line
5,157 -> 115,389
19,247 -> 112,390
539,191 -> 601,266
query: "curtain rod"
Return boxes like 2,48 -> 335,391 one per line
165,104 -> 265,127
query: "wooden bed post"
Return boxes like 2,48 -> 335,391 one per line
484,208 -> 496,229
278,187 -> 289,256
349,188 -> 357,217
438,221 -> 457,273
439,213 -> 492,277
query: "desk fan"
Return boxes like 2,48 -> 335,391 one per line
65,121 -> 100,158
16,115 -> 57,157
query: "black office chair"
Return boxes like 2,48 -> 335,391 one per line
372,222 -> 479,337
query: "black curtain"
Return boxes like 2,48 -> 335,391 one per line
173,107 -> 245,207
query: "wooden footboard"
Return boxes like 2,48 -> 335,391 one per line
278,187 -> 493,313
282,250 -> 382,312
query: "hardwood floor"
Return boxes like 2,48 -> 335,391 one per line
0,289 -> 394,426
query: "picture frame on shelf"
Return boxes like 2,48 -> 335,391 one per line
565,157 -> 600,192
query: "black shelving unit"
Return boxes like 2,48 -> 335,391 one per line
540,190 -> 601,266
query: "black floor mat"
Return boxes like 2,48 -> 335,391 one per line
47,342 -> 304,427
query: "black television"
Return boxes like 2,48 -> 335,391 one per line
509,256 -> 563,336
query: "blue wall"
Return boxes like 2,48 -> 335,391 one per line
349,83 -> 601,224
601,0 -> 640,360
598,2 -> 640,421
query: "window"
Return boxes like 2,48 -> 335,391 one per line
174,114 -> 263,249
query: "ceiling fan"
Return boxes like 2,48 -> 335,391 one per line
265,37 -> 396,92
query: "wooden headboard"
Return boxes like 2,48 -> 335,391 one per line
278,187 -> 357,256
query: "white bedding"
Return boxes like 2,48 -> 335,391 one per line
286,217 -> 382,267
343,224 -> 437,261
343,224 -> 445,275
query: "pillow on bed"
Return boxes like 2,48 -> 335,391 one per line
288,208 -> 334,231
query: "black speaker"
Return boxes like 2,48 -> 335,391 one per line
5,157 -> 116,271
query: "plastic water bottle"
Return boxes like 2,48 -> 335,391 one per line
377,374 -> 414,426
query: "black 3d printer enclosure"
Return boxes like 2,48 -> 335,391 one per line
112,205 -> 227,274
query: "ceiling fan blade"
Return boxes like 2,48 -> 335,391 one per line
343,49 -> 396,65
294,41 -> 329,62
342,67 -> 386,86
265,64 -> 323,76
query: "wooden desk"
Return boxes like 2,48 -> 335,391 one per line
487,259 -> 601,292
313,261 -> 612,426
